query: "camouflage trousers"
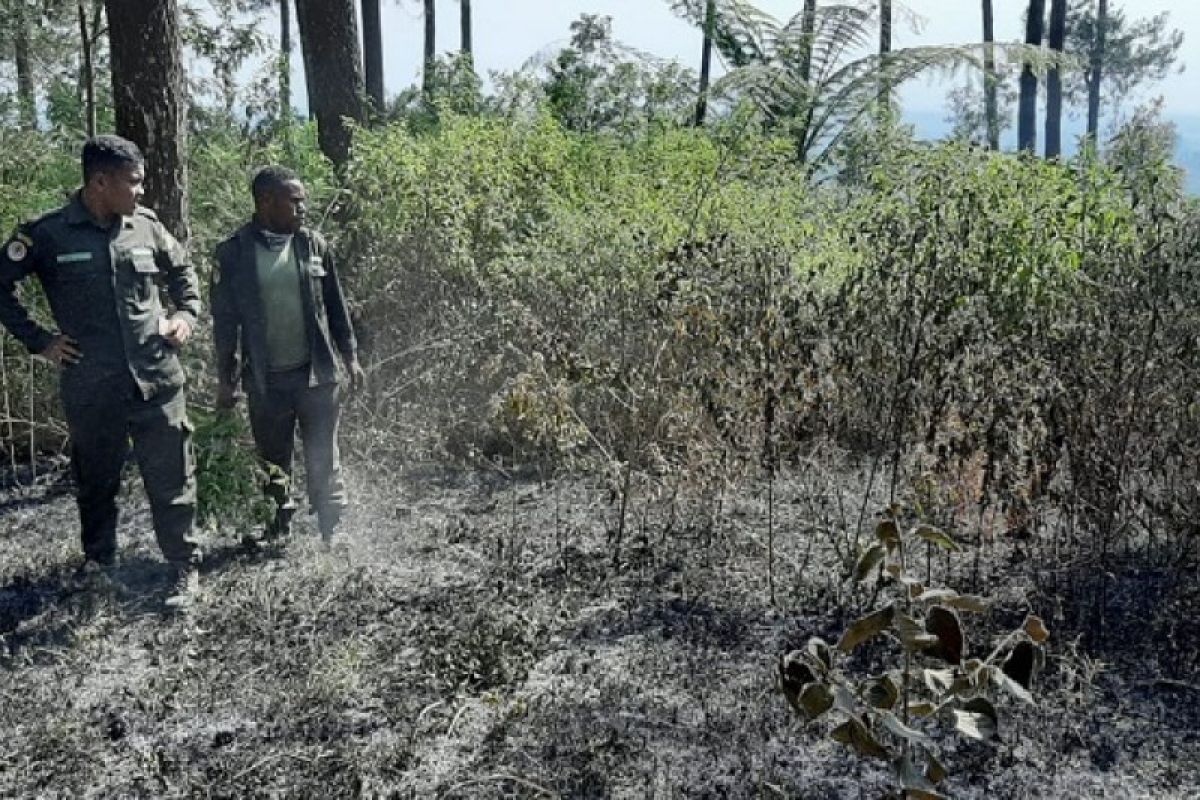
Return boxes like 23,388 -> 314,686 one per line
63,379 -> 199,565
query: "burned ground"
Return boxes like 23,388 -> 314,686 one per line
1,458 -> 1197,799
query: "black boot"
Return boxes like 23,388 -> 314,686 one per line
265,502 -> 296,540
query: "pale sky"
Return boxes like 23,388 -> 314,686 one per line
279,1 -> 1198,122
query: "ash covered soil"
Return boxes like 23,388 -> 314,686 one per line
1,460 -> 1198,799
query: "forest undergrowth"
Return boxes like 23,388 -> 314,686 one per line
1,114 -> 1198,797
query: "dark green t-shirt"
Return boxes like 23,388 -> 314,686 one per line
254,236 -> 310,371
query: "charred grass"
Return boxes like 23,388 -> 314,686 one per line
1,460 -> 1197,799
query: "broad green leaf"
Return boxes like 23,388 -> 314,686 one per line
925,605 -> 965,665
876,519 -> 902,552
837,605 -> 895,653
914,525 -> 960,552
990,664 -> 1035,704
950,708 -> 994,740
950,697 -> 998,740
831,715 -> 890,760
779,651 -> 817,713
949,672 -> 977,696
853,544 -> 886,583
864,674 -> 900,710
907,701 -> 938,718
926,751 -> 949,784
894,611 -> 939,651
797,681 -> 835,720
1002,640 -> 1038,690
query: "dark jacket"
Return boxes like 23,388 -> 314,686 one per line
211,222 -> 357,398
0,193 -> 201,400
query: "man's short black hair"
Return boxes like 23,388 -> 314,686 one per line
81,135 -> 143,182
252,165 -> 300,203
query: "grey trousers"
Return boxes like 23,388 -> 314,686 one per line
246,366 -> 346,536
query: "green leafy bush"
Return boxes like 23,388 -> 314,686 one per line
191,407 -> 274,537
780,515 -> 1049,798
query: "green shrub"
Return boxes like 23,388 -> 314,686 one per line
191,407 -> 274,536
781,515 -> 1049,799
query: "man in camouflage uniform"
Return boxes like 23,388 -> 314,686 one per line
212,166 -> 364,543
0,135 -> 201,604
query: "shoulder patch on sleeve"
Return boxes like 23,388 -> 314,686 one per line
5,239 -> 28,262
3,221 -> 39,262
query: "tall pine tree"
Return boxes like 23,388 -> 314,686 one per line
295,0 -> 364,167
1045,0 -> 1067,158
363,0 -> 384,113
982,0 -> 999,150
105,0 -> 189,238
1017,0 -> 1045,153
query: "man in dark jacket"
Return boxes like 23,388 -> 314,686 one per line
0,135 -> 201,604
211,166 -> 364,542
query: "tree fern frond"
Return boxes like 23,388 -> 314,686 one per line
711,61 -> 808,122
668,0 -> 780,66
805,4 -> 877,87
807,46 -> 985,153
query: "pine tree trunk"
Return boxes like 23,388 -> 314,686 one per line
362,0 -> 384,113
795,0 -> 818,161
1045,0 -> 1067,158
280,0 -> 292,123
105,0 -> 189,239
78,2 -> 100,137
982,0 -> 999,150
295,0 -> 365,167
422,0 -> 435,100
1017,0 -> 1045,153
1086,0 -> 1108,141
878,0 -> 892,118
694,0 -> 715,126
14,2 -> 36,130
798,0 -> 818,84
879,0 -> 892,54
461,0 -> 472,57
